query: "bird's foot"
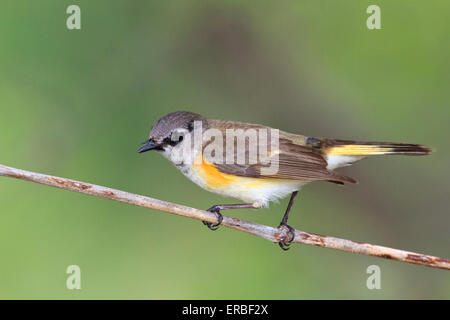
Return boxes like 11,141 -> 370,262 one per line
278,223 -> 295,251
202,205 -> 223,231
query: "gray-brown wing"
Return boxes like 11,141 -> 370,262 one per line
210,134 -> 357,184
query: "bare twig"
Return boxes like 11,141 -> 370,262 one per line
1,163 -> 449,270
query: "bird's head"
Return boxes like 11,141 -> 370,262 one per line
138,111 -> 204,157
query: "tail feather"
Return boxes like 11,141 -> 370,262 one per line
324,139 -> 432,156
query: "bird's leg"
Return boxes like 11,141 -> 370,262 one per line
202,204 -> 255,231
278,191 -> 298,251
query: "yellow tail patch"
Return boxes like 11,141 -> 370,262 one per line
326,145 -> 393,156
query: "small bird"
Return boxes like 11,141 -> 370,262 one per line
138,111 -> 432,249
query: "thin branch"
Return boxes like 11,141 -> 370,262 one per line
1,163 -> 449,270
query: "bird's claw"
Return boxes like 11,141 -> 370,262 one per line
278,223 -> 295,251
202,205 -> 223,231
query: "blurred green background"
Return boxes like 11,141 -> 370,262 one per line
1,0 -> 449,299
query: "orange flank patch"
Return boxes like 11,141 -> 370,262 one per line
193,158 -> 286,190
194,159 -> 237,188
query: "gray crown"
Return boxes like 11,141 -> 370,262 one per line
150,111 -> 204,140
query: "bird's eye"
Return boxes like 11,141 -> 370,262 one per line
168,128 -> 187,146
165,133 -> 184,147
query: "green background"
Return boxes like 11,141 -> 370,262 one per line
1,1 -> 449,299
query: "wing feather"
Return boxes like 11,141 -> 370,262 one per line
202,123 -> 357,184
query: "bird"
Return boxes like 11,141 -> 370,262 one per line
138,111 -> 432,250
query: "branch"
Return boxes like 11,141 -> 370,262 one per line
1,163 -> 449,270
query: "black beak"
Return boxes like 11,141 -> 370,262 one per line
138,139 -> 160,153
